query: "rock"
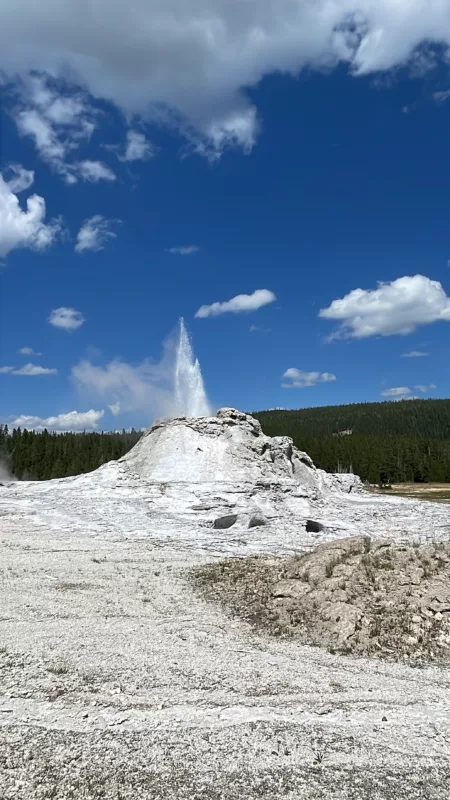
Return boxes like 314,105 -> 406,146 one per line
306,519 -> 324,533
248,515 -> 267,529
213,514 -> 238,530
324,602 -> 361,644
272,580 -> 310,600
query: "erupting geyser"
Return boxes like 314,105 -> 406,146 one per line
174,318 -> 211,417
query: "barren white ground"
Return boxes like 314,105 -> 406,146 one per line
1,410 -> 450,798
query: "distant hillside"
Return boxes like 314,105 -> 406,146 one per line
254,399 -> 450,484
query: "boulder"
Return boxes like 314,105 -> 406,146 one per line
213,514 -> 238,530
306,519 -> 324,533
248,515 -> 267,529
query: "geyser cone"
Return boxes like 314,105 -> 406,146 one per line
122,407 -> 346,491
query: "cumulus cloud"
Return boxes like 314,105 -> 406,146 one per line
18,347 -> 41,356
414,383 -> 436,393
48,307 -> 85,331
401,350 -> 429,357
75,215 -> 119,254
12,364 -> 56,376
196,289 -> 276,318
0,168 -> 62,258
2,1 -> 450,158
108,402 -> 121,416
381,387 -> 411,398
320,275 -> 450,339
282,368 -> 336,389
11,409 -> 104,432
166,245 -> 200,256
0,363 -> 56,375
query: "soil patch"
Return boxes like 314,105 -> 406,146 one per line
191,536 -> 450,664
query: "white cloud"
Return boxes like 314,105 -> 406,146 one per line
18,347 -> 41,356
76,160 -> 116,183
166,245 -> 200,256
414,383 -> 436,393
72,326 -> 197,418
434,90 -> 450,104
320,275 -> 450,339
282,368 -> 336,389
75,215 -> 119,254
108,402 -> 121,416
249,324 -> 271,333
48,307 -> 85,331
12,75 -> 96,181
11,409 -> 104,432
2,1 -> 450,158
5,164 -> 34,193
0,168 -> 62,258
195,289 -> 276,318
0,363 -> 57,375
72,358 -> 173,416
123,130 -> 154,162
401,350 -> 429,357
15,109 -> 66,170
381,387 -> 411,398
12,363 -> 56,376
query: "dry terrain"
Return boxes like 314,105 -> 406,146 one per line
2,411 -> 450,799
371,484 -> 450,503
1,518 -> 450,799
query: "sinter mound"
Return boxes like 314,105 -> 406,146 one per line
193,536 -> 450,664
122,407 -> 361,493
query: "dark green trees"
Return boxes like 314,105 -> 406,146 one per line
254,399 -> 450,484
0,425 -> 142,481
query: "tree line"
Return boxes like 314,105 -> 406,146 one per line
1,398 -> 450,484
0,425 -> 142,481
254,399 -> 450,484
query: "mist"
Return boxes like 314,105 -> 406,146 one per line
0,458 -> 16,482
71,318 -> 212,424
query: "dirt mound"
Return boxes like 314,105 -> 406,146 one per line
192,536 -> 450,664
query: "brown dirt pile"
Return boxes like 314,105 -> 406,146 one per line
192,536 -> 450,663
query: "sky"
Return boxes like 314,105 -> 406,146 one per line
1,0 -> 450,432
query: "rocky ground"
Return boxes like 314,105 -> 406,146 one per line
192,536 -> 450,664
1,518 -> 450,799
1,410 -> 450,798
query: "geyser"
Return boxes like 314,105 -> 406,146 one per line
173,317 -> 211,417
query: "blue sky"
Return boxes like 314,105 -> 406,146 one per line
1,1 -> 450,431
